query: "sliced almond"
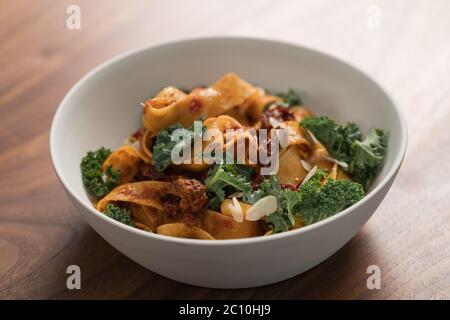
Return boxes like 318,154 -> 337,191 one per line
321,155 -> 349,169
306,129 -> 319,144
230,197 -> 244,222
300,159 -> 312,171
269,117 -> 285,128
101,173 -> 108,183
328,163 -> 338,180
299,165 -> 317,188
123,136 -> 137,145
228,192 -> 244,199
245,195 -> 278,221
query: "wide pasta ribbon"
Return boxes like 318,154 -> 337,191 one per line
142,73 -> 258,133
96,181 -> 167,212
96,181 -> 263,239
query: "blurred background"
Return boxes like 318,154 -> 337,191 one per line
1,0 -> 449,299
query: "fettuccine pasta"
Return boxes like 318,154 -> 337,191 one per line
80,73 -> 388,239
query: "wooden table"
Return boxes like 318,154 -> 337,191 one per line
1,0 -> 449,299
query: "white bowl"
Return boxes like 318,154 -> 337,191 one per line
50,37 -> 407,288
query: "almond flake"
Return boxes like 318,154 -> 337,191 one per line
123,136 -> 136,145
299,165 -> 318,187
300,159 -> 312,171
321,155 -> 349,169
229,197 -> 243,223
228,192 -> 244,199
306,129 -> 319,144
268,117 -> 285,129
245,196 -> 278,221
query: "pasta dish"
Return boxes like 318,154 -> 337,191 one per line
80,73 -> 388,239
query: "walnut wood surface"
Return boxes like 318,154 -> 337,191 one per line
1,0 -> 449,299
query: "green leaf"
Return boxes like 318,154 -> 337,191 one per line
280,189 -> 302,226
301,116 -> 388,189
264,89 -> 303,109
265,210 -> 292,233
103,204 -> 134,226
301,116 -> 362,163
348,128 -> 388,189
152,123 -> 184,171
243,175 -> 280,204
277,89 -> 303,107
205,164 -> 253,210
297,174 -> 365,225
152,122 -> 206,172
244,175 -> 299,233
80,147 -> 120,198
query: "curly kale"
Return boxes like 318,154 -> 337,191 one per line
205,164 -> 254,210
277,89 -> 303,107
80,147 -> 120,198
243,171 -> 364,232
348,128 -> 388,188
297,173 -> 365,225
244,176 -> 301,233
152,122 -> 206,171
265,89 -> 303,109
301,116 -> 388,189
301,116 -> 362,162
265,210 -> 292,234
103,204 -> 134,226
243,175 -> 280,204
152,123 -> 183,171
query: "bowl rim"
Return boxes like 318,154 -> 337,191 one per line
50,36 -> 408,246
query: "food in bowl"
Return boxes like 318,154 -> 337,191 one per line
80,72 -> 388,240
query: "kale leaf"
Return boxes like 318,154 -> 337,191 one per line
244,176 -> 301,233
280,189 -> 302,226
205,164 -> 254,210
297,173 -> 365,225
348,128 -> 388,188
243,175 -> 280,204
265,89 -> 303,109
103,204 -> 135,226
244,171 -> 364,232
301,116 -> 361,162
152,123 -> 183,171
301,116 -> 388,189
277,89 -> 303,107
265,211 -> 292,234
152,122 -> 205,171
80,147 -> 120,198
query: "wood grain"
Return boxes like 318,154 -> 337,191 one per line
1,0 -> 449,299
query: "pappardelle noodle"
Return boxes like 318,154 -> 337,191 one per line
81,73 -> 388,239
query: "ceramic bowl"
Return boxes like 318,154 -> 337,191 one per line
50,37 -> 407,288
